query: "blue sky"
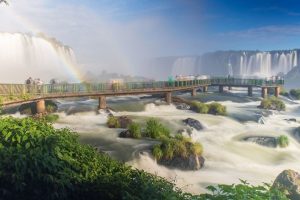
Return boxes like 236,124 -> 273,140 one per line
1,0 -> 300,74
71,0 -> 300,52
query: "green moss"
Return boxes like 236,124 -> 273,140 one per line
128,122 -> 142,138
277,135 -> 289,148
260,97 -> 286,111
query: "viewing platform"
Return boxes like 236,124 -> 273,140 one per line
0,77 -> 284,112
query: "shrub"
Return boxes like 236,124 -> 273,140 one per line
145,118 -> 170,139
0,117 -> 191,200
260,97 -> 286,111
190,101 -> 209,114
198,180 -> 288,200
277,135 -> 289,148
43,114 -> 59,123
290,89 -> 300,100
153,135 -> 203,161
107,116 -> 120,128
280,88 -> 289,97
128,122 -> 142,138
208,102 -> 227,115
190,101 -> 226,115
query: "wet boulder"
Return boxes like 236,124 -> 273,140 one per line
119,130 -> 132,138
242,136 -> 278,148
176,103 -> 191,110
158,155 -> 205,171
285,118 -> 297,122
273,169 -> 300,200
183,118 -> 204,131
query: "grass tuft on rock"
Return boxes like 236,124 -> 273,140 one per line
260,97 -> 286,111
277,135 -> 289,148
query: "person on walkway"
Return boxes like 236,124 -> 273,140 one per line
25,77 -> 33,93
35,78 -> 43,94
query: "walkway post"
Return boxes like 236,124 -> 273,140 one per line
203,86 -> 208,93
248,86 -> 253,97
192,88 -> 197,96
219,86 -> 224,93
261,87 -> 268,98
36,99 -> 46,114
165,92 -> 172,104
275,87 -> 280,97
98,96 -> 107,109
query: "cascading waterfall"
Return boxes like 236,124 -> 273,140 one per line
0,32 -> 79,83
171,57 -> 198,76
239,51 -> 297,77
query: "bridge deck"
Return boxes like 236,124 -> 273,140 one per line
0,78 -> 284,106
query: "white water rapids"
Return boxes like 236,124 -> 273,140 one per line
15,92 -> 300,194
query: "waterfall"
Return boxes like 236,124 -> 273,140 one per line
238,50 -> 298,77
0,32 -> 79,83
171,57 -> 198,77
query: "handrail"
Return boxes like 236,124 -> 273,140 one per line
0,78 -> 284,100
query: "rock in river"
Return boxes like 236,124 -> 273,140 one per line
273,169 -> 300,200
158,155 -> 205,171
183,118 -> 204,131
242,136 -> 278,148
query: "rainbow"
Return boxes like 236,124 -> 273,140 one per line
5,6 -> 85,83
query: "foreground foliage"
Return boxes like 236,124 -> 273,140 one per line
0,117 -> 189,200
260,97 -> 286,111
198,180 -> 289,200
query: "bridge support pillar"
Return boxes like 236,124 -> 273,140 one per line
98,96 -> 107,109
262,87 -> 268,98
36,99 -> 46,114
165,92 -> 172,104
248,86 -> 253,97
203,86 -> 208,93
275,87 -> 280,97
219,86 -> 224,93
191,88 -> 197,96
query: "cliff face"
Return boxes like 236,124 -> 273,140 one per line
285,66 -> 300,89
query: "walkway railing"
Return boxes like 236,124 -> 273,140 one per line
0,78 -> 284,102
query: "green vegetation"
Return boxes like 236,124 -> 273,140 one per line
280,88 -> 289,97
106,116 -> 120,128
199,180 -> 288,200
277,135 -> 289,148
43,114 -> 59,123
190,101 -> 227,115
0,117 -> 191,200
153,135 -> 203,161
0,117 -> 289,199
128,122 -> 142,138
290,89 -> 300,100
145,118 -> 170,139
260,97 -> 286,111
0,96 -> 3,114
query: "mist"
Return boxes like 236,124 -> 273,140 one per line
0,0 -> 206,82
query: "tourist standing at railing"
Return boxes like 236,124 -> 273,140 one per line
25,77 -> 33,93
35,78 -> 43,94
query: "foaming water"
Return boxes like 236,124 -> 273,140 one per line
23,94 -> 300,194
